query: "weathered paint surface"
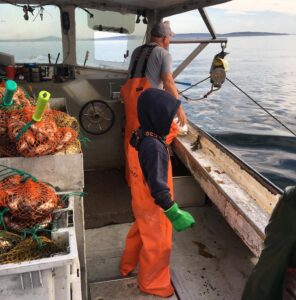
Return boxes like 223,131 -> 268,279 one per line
173,125 -> 281,256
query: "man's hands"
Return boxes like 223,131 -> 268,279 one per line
176,106 -> 187,127
162,73 -> 187,127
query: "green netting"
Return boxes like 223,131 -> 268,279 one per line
0,235 -> 65,265
58,191 -> 86,208
4,213 -> 52,234
0,230 -> 22,254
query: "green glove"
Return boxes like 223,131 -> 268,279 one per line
164,203 -> 196,232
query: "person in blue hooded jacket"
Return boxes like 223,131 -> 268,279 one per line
120,88 -> 195,297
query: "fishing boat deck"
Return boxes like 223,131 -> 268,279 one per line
86,206 -> 255,300
84,169 -> 133,229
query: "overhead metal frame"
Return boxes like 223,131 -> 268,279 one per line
198,7 -> 216,39
171,8 -> 227,79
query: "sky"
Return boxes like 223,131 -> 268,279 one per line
168,0 -> 296,34
0,1 -> 295,39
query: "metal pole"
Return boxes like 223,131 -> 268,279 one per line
173,43 -> 209,79
170,38 -> 227,44
198,7 -> 216,39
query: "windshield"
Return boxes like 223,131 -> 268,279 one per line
0,4 -> 63,64
75,8 -> 147,70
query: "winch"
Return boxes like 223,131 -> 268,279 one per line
177,42 -> 229,101
210,43 -> 229,89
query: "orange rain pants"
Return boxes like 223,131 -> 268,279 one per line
121,77 -> 152,186
120,125 -> 178,297
120,44 -> 179,296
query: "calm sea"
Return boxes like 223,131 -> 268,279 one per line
0,35 -> 295,189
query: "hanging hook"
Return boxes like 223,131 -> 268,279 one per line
221,42 -> 227,52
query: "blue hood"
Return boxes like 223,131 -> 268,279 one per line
138,88 -> 181,137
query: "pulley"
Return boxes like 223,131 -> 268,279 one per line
210,43 -> 229,88
177,42 -> 229,101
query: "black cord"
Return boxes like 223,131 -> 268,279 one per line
179,76 -> 210,94
78,7 -> 94,18
177,76 -> 211,101
226,77 -> 296,137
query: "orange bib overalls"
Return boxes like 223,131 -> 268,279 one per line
121,45 -> 156,185
120,143 -> 175,297
120,46 -> 179,297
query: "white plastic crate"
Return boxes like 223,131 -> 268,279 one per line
0,154 -> 84,192
53,193 -> 76,229
0,228 -> 82,300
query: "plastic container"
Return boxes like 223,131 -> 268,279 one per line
53,193 -> 75,229
0,227 -> 82,300
5,65 -> 16,80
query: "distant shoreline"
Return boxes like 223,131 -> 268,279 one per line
0,32 -> 291,42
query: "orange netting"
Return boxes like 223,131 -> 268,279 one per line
0,172 -> 58,233
4,213 -> 52,234
0,175 -> 22,207
5,178 -> 58,220
7,106 -> 78,157
0,109 -> 9,136
0,86 -> 35,110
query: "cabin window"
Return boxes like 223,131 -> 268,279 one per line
75,8 -> 147,69
0,4 -> 63,63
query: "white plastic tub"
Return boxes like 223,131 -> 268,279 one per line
0,153 -> 84,192
0,228 -> 82,300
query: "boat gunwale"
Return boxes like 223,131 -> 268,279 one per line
187,120 -> 284,196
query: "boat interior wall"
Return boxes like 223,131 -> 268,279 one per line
18,69 -> 127,170
63,77 -> 126,170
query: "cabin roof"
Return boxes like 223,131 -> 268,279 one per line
0,0 -> 232,16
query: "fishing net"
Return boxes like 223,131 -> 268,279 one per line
0,85 -> 33,156
0,235 -> 65,265
0,175 -> 23,207
0,86 -> 35,110
4,213 -> 52,234
52,110 -> 82,154
5,178 -> 58,220
0,109 -> 9,136
0,230 -> 22,254
0,165 -> 58,233
7,106 -> 78,157
52,110 -> 79,132
0,110 -> 18,157
0,135 -> 18,157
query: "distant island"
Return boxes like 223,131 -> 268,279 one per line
0,32 -> 290,42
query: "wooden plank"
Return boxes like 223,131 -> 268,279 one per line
172,125 -> 281,256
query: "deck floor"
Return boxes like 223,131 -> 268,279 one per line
84,169 -> 133,229
86,207 -> 256,300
